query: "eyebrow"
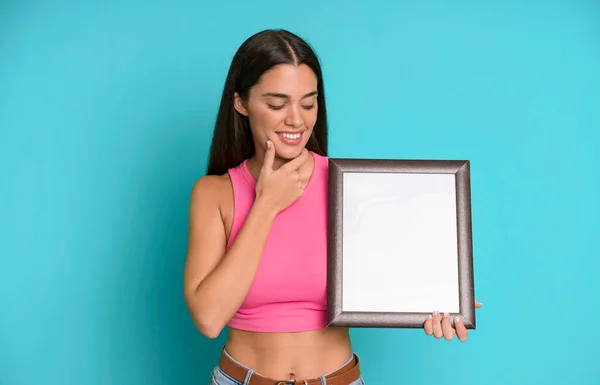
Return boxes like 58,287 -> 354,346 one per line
261,91 -> 318,99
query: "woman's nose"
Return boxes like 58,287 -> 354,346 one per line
284,106 -> 302,127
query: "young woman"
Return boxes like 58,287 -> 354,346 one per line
184,29 -> 482,385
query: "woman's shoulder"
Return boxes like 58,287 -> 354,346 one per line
194,172 -> 231,188
190,173 -> 232,208
310,151 -> 330,175
310,151 -> 329,164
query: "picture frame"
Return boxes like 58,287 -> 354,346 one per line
326,158 -> 476,329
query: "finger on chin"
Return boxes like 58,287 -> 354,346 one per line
261,140 -> 275,172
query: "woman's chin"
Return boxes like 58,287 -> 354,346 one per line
275,145 -> 307,160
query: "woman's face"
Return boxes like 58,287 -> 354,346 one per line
234,63 -> 318,161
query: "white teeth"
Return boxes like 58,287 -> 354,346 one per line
278,132 -> 301,140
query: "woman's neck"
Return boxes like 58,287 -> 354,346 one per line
246,150 -> 314,182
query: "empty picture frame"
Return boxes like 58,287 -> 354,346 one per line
327,158 -> 476,329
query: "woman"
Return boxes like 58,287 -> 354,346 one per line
184,29 -> 481,385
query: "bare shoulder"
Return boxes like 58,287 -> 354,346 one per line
189,173 -> 233,213
184,173 -> 233,294
191,173 -> 232,201
188,172 -> 235,241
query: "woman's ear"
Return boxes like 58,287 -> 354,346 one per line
233,92 -> 249,116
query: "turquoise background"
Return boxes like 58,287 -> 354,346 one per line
1,1 -> 598,384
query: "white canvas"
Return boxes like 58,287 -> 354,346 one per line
341,172 -> 460,314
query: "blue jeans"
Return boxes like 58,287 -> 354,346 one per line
209,349 -> 365,385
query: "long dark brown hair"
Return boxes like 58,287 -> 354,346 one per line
206,29 -> 328,176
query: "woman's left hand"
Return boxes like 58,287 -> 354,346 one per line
423,300 -> 482,342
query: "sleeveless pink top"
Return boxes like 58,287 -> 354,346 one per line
225,151 -> 329,332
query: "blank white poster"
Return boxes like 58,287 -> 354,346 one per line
341,172 -> 460,313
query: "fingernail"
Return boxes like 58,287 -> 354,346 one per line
444,312 -> 449,318
455,317 -> 461,323
266,140 -> 271,148
433,311 -> 439,316
427,315 -> 432,319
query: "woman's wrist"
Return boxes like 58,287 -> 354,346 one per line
251,196 -> 279,221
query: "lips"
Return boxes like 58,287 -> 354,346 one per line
276,131 -> 304,146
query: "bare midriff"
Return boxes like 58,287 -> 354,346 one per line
225,327 -> 353,380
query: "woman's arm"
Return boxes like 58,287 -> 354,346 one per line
183,143 -> 309,338
183,175 -> 278,339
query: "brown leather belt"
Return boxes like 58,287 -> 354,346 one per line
217,350 -> 361,385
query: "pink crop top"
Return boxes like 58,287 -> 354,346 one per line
225,151 -> 329,333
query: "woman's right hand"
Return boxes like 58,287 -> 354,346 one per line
255,140 -> 310,214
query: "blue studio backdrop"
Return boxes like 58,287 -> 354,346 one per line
1,1 -> 598,384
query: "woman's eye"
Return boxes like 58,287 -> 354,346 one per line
267,104 -> 315,111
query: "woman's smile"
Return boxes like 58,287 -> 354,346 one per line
276,130 -> 305,146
